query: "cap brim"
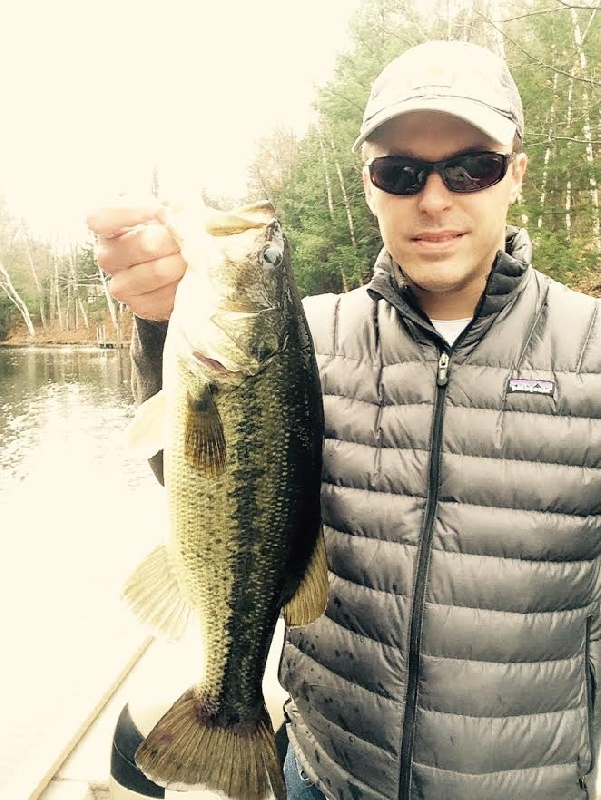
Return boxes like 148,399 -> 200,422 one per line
353,97 -> 516,152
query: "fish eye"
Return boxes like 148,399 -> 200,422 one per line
262,245 -> 283,268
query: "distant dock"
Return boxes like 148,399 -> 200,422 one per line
96,323 -> 128,349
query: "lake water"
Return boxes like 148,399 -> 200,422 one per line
0,345 -> 166,795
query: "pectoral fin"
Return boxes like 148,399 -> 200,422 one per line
282,527 -> 329,627
127,390 -> 168,458
185,386 -> 226,475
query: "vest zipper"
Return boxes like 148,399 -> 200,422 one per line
584,616 -> 594,773
398,349 -> 450,799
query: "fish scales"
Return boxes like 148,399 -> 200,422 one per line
168,329 -> 321,715
123,201 -> 328,799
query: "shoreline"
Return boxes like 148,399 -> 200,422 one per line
0,340 -> 130,349
1,321 -> 133,349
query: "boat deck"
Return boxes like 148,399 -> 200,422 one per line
35,621 -> 286,800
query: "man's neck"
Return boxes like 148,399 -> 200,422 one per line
412,283 -> 483,321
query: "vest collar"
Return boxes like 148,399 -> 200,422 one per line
367,226 -> 533,346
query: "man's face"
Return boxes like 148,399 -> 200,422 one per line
363,110 -> 528,319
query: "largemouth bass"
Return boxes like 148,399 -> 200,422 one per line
124,200 -> 328,799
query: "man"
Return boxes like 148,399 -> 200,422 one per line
90,40 -> 601,800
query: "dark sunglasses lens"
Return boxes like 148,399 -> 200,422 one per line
444,154 -> 506,192
369,153 -> 508,195
370,159 -> 424,195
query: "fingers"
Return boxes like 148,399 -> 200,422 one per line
104,241 -> 185,322
87,197 -> 164,239
116,282 -> 181,322
95,223 -> 179,276
108,253 -> 185,303
88,197 -> 185,321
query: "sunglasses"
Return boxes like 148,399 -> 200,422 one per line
366,151 -> 515,196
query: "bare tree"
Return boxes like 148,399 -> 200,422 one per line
50,250 -> 64,330
453,0 -> 505,51
569,3 -> 601,249
247,127 -> 299,201
23,236 -> 47,329
538,63 -> 560,230
317,130 -> 335,220
67,245 -> 90,330
97,262 -> 119,330
0,257 -> 35,336
324,127 -> 357,250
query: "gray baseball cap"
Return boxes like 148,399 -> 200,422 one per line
353,40 -> 523,151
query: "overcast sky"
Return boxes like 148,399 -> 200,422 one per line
0,0 -> 362,242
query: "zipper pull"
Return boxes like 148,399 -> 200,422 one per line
437,352 -> 450,386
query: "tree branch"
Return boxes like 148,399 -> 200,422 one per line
472,8 -> 601,88
556,0 -> 601,9
494,6 -> 561,23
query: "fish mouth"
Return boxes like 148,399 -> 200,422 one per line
193,352 -> 230,374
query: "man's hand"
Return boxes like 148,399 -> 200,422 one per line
87,197 -> 186,321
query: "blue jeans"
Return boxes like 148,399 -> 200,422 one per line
283,744 -> 326,799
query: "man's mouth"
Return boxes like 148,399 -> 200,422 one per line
412,231 -> 465,243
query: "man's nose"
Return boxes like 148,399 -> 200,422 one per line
417,172 -> 453,213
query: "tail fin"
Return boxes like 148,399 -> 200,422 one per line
135,688 -> 285,800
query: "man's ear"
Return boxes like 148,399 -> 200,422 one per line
511,152 -> 528,203
363,166 -> 377,216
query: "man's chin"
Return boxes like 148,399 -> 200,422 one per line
401,261 -> 466,292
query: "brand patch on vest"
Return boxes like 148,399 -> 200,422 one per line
507,378 -> 555,396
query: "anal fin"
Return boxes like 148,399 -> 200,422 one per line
122,545 -> 193,640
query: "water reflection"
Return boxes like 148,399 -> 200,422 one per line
0,345 -> 165,790
0,347 -> 143,489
